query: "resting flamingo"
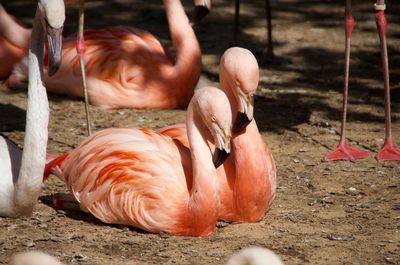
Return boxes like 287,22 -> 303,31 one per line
9,0 -> 210,109
0,0 -> 64,217
44,86 -> 232,236
0,4 -> 30,79
158,47 -> 277,223
325,0 -> 400,161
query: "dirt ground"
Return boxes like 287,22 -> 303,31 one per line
0,0 -> 399,264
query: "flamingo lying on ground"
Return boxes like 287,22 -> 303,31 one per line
158,47 -> 276,223
45,86 -> 232,236
0,4 -> 30,79
325,0 -> 400,161
9,0 -> 210,109
10,247 -> 284,265
0,0 -> 64,217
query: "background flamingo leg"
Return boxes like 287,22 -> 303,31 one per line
325,0 -> 369,161
374,1 -> 400,161
77,0 -> 92,136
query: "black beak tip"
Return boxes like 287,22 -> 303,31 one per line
190,6 -> 210,25
47,61 -> 60,77
232,112 -> 252,134
213,148 -> 230,168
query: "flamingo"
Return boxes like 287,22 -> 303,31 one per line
0,4 -> 30,79
325,0 -> 400,161
0,0 -> 64,217
8,0 -> 210,109
158,47 -> 277,223
44,86 -> 232,236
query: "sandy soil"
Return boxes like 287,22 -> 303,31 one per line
0,0 -> 399,264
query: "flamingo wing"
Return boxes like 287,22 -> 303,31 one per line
57,128 -> 189,233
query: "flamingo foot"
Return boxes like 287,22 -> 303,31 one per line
52,193 -> 81,211
325,143 -> 369,161
376,142 -> 400,161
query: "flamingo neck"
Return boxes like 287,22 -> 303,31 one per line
0,5 -> 30,49
14,8 -> 49,216
163,0 -> 201,103
185,105 -> 219,236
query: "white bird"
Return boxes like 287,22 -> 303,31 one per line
0,0 -> 65,217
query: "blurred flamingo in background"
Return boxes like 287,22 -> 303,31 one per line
9,0 -> 210,109
325,0 -> 400,161
44,86 -> 232,236
0,4 -> 30,79
159,47 -> 276,223
0,0 -> 64,217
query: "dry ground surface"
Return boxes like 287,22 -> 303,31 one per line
0,0 -> 399,264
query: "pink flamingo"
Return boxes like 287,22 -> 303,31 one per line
0,0 -> 64,217
0,4 -> 30,79
9,0 -> 210,109
158,47 -> 276,223
325,0 -> 400,161
45,86 -> 232,236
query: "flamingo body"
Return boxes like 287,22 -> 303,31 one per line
10,0 -> 201,109
56,128 -> 197,235
46,87 -> 232,236
44,26 -> 194,109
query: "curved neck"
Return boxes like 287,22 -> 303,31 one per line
163,0 -> 201,94
185,104 -> 219,235
15,8 -> 49,215
0,5 -> 30,48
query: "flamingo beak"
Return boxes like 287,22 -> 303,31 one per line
213,132 -> 230,168
232,94 -> 254,133
46,22 -> 63,76
191,0 -> 211,25
232,112 -> 252,134
213,148 -> 230,168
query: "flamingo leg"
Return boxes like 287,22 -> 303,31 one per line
77,0 -> 92,136
52,193 -> 82,211
325,0 -> 369,161
374,1 -> 400,161
264,0 -> 275,62
233,0 -> 240,45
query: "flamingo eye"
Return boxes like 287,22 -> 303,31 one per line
211,115 -> 217,122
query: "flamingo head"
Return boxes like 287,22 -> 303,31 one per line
191,0 -> 211,25
38,0 -> 65,76
219,47 -> 259,134
194,86 -> 232,168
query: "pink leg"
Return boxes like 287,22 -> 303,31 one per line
325,0 -> 369,161
374,2 -> 400,161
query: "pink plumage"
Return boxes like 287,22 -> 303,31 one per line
45,87 -> 232,236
